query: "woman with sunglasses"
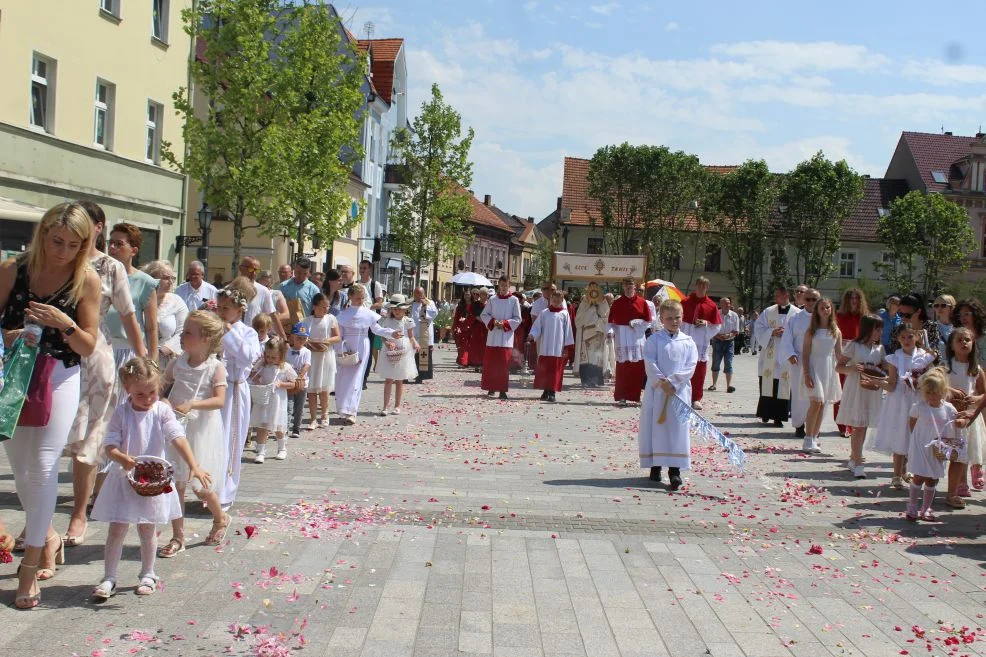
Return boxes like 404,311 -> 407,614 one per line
142,259 -> 187,369
932,295 -> 956,356
890,293 -> 938,356
952,298 -> 986,363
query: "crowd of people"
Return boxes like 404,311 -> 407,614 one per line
1,198 -> 985,609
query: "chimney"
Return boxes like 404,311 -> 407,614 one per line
527,216 -> 534,223
945,131 -> 953,136
556,196 -> 562,212
484,194 -> 492,206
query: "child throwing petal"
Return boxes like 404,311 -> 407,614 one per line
376,294 -> 418,415
906,368 -> 960,522
248,336 -> 297,463
945,328 -> 986,505
90,357 -> 211,600
159,311 -> 229,557
301,293 -> 340,428
836,314 -> 886,479
801,297 -> 842,455
865,325 -> 934,488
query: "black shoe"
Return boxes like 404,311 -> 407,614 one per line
487,391 -> 495,397
649,467 -> 662,483
773,420 -> 784,428
548,392 -> 556,402
540,390 -> 549,400
668,468 -> 682,491
795,425 -> 806,438
499,392 -> 507,400
727,386 -> 736,393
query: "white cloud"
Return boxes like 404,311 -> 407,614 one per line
589,2 -> 620,15
531,48 -> 553,60
664,21 -> 679,31
903,58 -> 986,86
711,40 -> 890,74
523,0 -> 538,10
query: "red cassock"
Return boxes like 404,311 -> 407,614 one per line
467,307 -> 488,367
453,307 -> 470,367
681,293 -> 723,403
480,294 -> 521,392
565,303 -> 577,365
608,294 -> 651,403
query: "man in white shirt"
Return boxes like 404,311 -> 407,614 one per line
175,260 -> 218,311
239,257 -> 284,338
356,259 -> 385,310
709,296 -> 740,393
779,289 -> 818,441
410,286 -> 438,383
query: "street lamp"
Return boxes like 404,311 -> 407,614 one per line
197,202 -> 213,273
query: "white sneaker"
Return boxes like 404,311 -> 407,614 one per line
811,439 -> 822,454
308,420 -> 319,430
275,448 -> 287,460
380,409 -> 389,416
254,452 -> 266,464
801,437 -> 813,453
847,459 -> 856,471
852,464 -> 866,479
344,415 -> 356,425
392,406 -> 401,415
692,401 -> 703,411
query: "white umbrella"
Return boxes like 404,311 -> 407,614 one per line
451,272 -> 493,287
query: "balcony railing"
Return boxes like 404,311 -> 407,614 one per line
384,163 -> 409,187
378,233 -> 402,253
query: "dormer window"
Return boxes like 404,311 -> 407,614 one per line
877,208 -> 890,218
931,170 -> 948,184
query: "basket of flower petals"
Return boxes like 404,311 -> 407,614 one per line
127,456 -> 175,497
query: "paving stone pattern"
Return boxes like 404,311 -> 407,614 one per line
2,346 -> 986,656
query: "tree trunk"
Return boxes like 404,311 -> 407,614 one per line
431,254 -> 440,301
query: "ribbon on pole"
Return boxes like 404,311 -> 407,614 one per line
669,394 -> 746,469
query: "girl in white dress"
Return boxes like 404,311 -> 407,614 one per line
159,310 -> 229,558
333,285 -> 398,425
216,278 -> 262,508
865,325 -> 934,488
248,336 -> 297,463
90,357 -> 211,600
836,314 -> 887,479
801,297 -> 843,455
906,368 -> 959,522
377,295 -> 420,415
944,328 -> 986,507
302,293 -> 341,428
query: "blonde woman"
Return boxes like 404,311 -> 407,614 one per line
0,202 -> 101,609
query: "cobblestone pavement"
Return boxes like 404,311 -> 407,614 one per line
3,346 -> 986,657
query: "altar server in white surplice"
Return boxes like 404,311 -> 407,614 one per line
754,285 -> 802,426
638,299 -> 698,492
780,289 -> 819,439
529,290 -> 575,402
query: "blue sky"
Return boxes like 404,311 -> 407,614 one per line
338,0 -> 986,219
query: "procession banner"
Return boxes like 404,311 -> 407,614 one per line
551,252 -> 648,282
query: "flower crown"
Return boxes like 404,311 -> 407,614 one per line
219,287 -> 249,311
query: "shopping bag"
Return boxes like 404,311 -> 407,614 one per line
0,339 -> 40,441
18,352 -> 55,427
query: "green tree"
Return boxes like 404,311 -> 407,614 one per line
779,152 -> 865,286
163,0 -> 364,272
586,143 -> 650,257
389,83 -> 474,298
529,233 -> 557,289
711,160 -> 779,310
876,191 -> 976,300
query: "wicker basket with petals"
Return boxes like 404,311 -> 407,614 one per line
127,456 -> 175,497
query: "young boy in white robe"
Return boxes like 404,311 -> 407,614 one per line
638,299 -> 698,491
529,291 -> 575,402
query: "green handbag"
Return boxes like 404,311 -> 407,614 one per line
0,338 -> 40,441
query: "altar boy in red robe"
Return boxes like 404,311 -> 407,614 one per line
481,275 -> 522,399
529,290 -> 575,402
607,277 -> 652,406
680,276 -> 722,410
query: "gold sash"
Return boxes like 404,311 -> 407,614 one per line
760,306 -> 791,399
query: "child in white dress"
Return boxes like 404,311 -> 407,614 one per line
865,325 -> 934,488
836,314 -> 886,479
159,310 -> 229,557
944,328 -> 986,506
90,357 -> 211,600
801,297 -> 842,455
376,294 -> 419,415
248,336 -> 297,463
252,312 -> 273,351
906,368 -> 960,522
302,293 -> 340,428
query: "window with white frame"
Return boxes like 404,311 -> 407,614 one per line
838,251 -> 857,278
145,100 -> 163,163
94,79 -> 115,149
152,0 -> 170,42
30,53 -> 55,132
100,0 -> 120,17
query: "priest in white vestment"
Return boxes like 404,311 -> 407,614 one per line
638,299 -> 698,492
573,282 -> 611,387
754,286 -> 802,426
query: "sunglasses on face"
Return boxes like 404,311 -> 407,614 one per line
898,311 -> 914,319
933,303 -> 952,309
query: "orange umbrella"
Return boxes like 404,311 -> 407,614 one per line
646,279 -> 685,302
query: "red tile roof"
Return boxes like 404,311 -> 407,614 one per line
560,156 -> 736,228
462,190 -> 514,234
898,131 -> 978,193
357,38 -> 403,104
842,177 -> 910,242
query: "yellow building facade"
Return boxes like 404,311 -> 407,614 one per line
0,1 -> 191,263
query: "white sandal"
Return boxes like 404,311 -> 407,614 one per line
136,575 -> 159,596
92,579 -> 116,601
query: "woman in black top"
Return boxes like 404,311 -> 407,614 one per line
0,202 -> 100,609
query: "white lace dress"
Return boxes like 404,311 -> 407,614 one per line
866,349 -> 934,457
835,342 -> 886,428
376,316 -> 417,381
302,314 -> 337,393
166,354 -> 227,492
948,365 -> 986,465
249,363 -> 297,432
801,329 -> 841,404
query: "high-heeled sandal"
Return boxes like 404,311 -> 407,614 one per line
37,533 -> 64,581
13,532 -> 25,552
14,563 -> 40,610
63,520 -> 88,547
